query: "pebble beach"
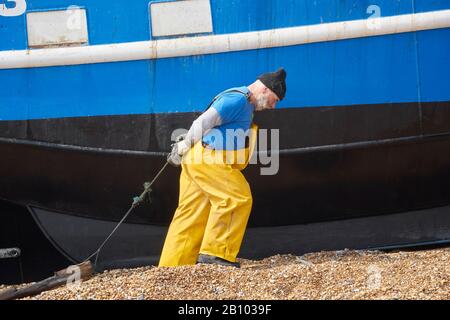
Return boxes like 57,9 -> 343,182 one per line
1,247 -> 449,300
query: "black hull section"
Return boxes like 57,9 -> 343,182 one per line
31,204 -> 450,270
1,102 -> 450,272
1,101 -> 450,153
0,201 -> 71,284
1,122 -> 450,227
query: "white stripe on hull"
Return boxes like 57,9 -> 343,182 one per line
1,9 -> 449,70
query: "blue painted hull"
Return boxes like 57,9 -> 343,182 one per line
1,0 -> 449,120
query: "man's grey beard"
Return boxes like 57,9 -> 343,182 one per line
255,94 -> 270,111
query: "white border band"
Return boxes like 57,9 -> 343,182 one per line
1,9 -> 449,69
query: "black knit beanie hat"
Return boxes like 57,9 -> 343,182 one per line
257,68 -> 287,100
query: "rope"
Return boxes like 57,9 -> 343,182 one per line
83,161 -> 170,269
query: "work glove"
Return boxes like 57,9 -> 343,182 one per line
167,134 -> 190,167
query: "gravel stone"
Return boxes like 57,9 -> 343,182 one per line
1,248 -> 449,300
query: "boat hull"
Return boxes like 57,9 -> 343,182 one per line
0,201 -> 71,284
1,102 -> 450,226
29,203 -> 450,270
1,102 -> 450,270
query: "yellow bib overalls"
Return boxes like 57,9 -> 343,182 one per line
159,123 -> 258,266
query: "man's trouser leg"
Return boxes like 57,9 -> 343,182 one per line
188,147 -> 253,263
158,164 -> 211,267
159,142 -> 253,266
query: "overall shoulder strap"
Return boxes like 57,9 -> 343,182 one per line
204,89 -> 250,112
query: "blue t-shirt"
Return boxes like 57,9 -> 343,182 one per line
202,87 -> 254,150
